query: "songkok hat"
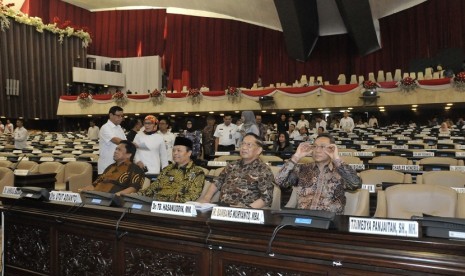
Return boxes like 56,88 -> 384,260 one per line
144,115 -> 158,124
174,136 -> 193,150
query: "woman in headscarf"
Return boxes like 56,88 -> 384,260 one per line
237,111 -> 260,145
133,115 -> 169,174
182,119 -> 202,159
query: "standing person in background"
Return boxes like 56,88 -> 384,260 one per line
181,119 -> 202,160
288,116 -> 296,127
126,118 -> 142,142
339,112 -> 355,132
368,115 -> 378,128
87,120 -> 100,140
133,115 -> 168,174
202,115 -> 217,159
255,114 -> 267,141
238,111 -> 259,144
13,119 -> 28,149
157,117 -> 176,163
315,116 -> 327,131
214,114 -> 238,152
296,114 -> 310,130
0,120 -> 4,134
4,119 -> 13,135
98,106 -> 126,174
276,114 -> 289,133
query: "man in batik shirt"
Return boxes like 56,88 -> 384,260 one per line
199,133 -> 275,208
138,137 -> 205,202
275,133 -> 361,214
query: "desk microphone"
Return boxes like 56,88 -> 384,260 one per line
12,154 -> 26,171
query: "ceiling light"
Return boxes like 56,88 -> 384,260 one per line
318,108 -> 323,111
445,106 -> 451,110
446,103 -> 453,106
184,112 -> 189,115
411,104 -> 418,108
261,110 -> 267,113
271,112 -> 276,115
289,109 -> 294,112
209,111 -> 214,114
135,113 -> 140,116
87,115 -> 92,117
302,110 -> 312,114
235,110 -> 240,113
411,108 -> 417,111
171,114 -> 176,117
348,107 -> 353,110
220,113 -> 224,116
159,113 -> 164,115
34,118 -> 39,120
378,106 -> 384,109
195,114 -> 200,117
322,110 -> 331,114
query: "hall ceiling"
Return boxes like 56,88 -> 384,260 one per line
63,0 -> 426,35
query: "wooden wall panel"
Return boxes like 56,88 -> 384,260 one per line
0,17 -> 86,120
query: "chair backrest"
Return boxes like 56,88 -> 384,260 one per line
369,156 -> 411,165
215,155 -> 241,162
210,167 -> 225,176
259,155 -> 283,163
337,74 -> 346,85
198,181 -> 220,203
0,160 -> 13,168
270,185 -> 281,210
64,161 -> 93,192
417,171 -> 465,188
142,177 -> 151,190
0,167 -> 14,191
375,184 -> 457,219
285,187 -> 298,208
269,166 -> 282,176
360,169 -> 411,184
393,69 -> 402,81
38,161 -> 65,185
15,160 -> 39,173
350,74 -> 357,84
377,70 -> 385,82
368,72 -> 376,82
344,189 -> 369,216
340,156 -> 363,164
458,193 -> 465,219
418,157 -> 460,166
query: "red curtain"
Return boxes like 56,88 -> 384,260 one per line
21,0 -> 465,91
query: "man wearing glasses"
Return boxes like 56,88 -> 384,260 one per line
98,106 -> 126,174
199,133 -> 275,208
275,133 -> 361,214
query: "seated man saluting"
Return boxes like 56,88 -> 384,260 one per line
81,140 -> 145,195
199,133 -> 275,208
137,137 -> 205,202
275,133 -> 361,214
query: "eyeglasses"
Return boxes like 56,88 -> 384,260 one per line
240,142 -> 258,148
310,145 -> 329,150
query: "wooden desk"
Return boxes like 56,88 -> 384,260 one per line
1,197 -> 464,275
14,173 -> 56,190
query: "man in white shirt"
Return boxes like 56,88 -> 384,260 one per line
214,114 -> 238,152
98,106 -> 126,174
87,120 -> 100,140
13,119 -> 28,149
315,116 -> 327,131
4,119 -> 14,134
339,112 -> 355,132
288,116 -> 296,128
296,114 -> 310,130
157,117 -> 176,162
0,121 -> 4,134
368,115 -> 378,127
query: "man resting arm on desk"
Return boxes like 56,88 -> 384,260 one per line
275,133 -> 361,214
198,133 -> 275,209
137,137 -> 205,202
81,140 -> 145,195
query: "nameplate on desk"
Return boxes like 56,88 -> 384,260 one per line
392,165 -> 420,171
349,164 -> 365,170
451,187 -> 465,193
392,145 -> 408,150
408,140 -> 423,144
360,145 -> 375,149
2,186 -> 22,197
150,201 -> 197,217
62,157 -> 76,162
215,151 -> 230,156
74,145 -> 84,149
336,145 -> 346,148
92,145 -> 99,149
52,150 -> 62,154
438,133 -> 450,137
353,140 -> 367,144
456,149 -> 465,155
450,166 -> 465,172
49,191 -> 82,203
207,161 -> 227,167
14,169 -> 29,176
353,152 -> 374,157
12,150 -> 22,154
32,149 -> 42,154
412,152 -> 434,157
349,217 -> 419,237
211,207 -> 264,224
338,152 -> 353,156
73,141 -> 81,145
40,157 -> 55,162
379,140 -> 395,144
0,156 -> 7,161
361,184 -> 376,193
72,150 -> 83,155
335,141 -> 342,144
424,136 -> 437,140
438,139 -> 454,144
54,146 -> 63,149
93,151 -> 99,155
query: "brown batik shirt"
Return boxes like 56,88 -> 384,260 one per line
275,159 -> 361,214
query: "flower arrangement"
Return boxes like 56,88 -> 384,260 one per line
452,71 -> 465,92
0,2 -> 92,47
77,92 -> 92,108
112,90 -> 128,106
397,77 -> 418,92
187,88 -> 202,104
362,80 -> 379,90
149,89 -> 165,105
225,86 -> 241,103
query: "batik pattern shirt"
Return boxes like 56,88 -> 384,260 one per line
93,160 -> 145,193
202,124 -> 217,157
138,161 -> 205,203
214,159 -> 275,207
275,159 -> 361,214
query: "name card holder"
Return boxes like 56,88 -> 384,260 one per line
451,187 -> 465,193
456,147 -> 465,151
0,156 -> 7,161
353,141 -> 368,144
336,145 -> 346,149
54,146 -> 64,149
49,191 -> 82,203
62,157 -> 77,162
150,201 -> 197,217
349,164 -> 365,170
361,184 -> 376,193
349,217 -> 419,237
72,150 -> 83,155
392,165 -> 421,171
335,141 -> 342,145
412,152 -> 435,157
353,152 -> 374,157
408,140 -> 424,144
338,152 -> 353,157
450,166 -> 465,172
52,150 -> 62,154
360,145 -> 375,150
40,157 -> 55,162
12,150 -> 22,154
211,206 -> 264,224
2,186 -> 22,197
207,161 -> 227,167
379,140 -> 395,144
392,145 -> 408,150
32,150 -> 42,154
14,169 -> 29,176
215,151 -> 231,156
